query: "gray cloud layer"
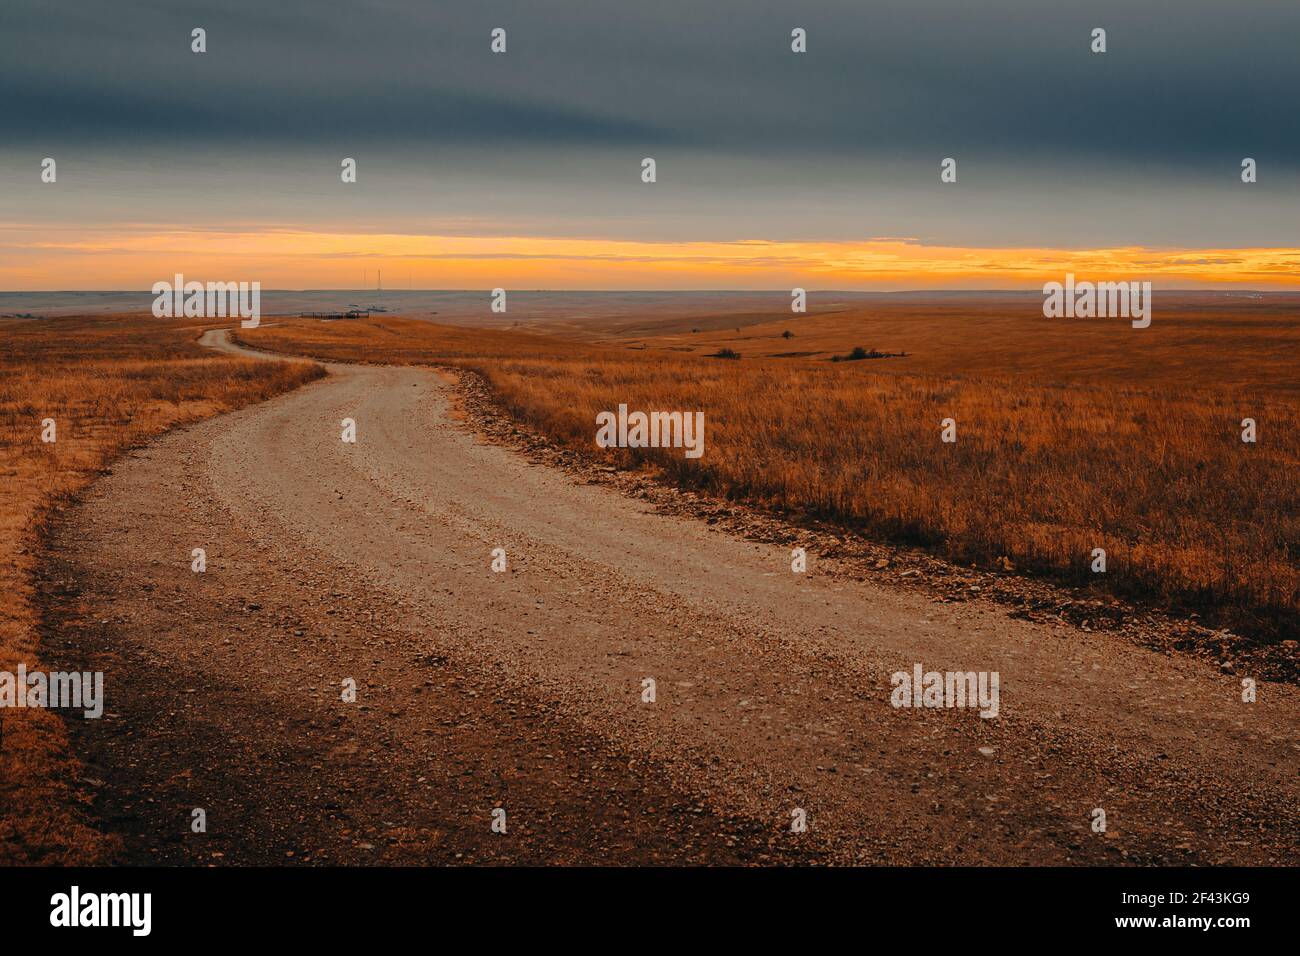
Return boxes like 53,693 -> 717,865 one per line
5,0 -> 1300,162
2,0 -> 1298,250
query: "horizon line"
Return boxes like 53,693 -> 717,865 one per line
3,288 -> 1296,296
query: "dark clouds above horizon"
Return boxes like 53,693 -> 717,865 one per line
5,0 -> 1299,159
2,0 -> 1298,248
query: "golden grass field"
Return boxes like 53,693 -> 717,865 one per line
0,300 -> 1294,863
0,315 -> 322,864
637,294 -> 1300,397
238,297 -> 1298,643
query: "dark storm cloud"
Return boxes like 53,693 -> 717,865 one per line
4,0 -> 1299,163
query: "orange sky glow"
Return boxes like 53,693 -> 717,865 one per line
4,225 -> 1300,290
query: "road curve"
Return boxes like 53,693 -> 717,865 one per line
39,329 -> 1300,865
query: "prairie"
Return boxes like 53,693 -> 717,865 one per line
239,298 -> 1299,642
632,293 -> 1300,396
1,302 -> 1294,863
0,314 -> 322,864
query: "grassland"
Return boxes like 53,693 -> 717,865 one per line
0,315 -> 322,864
2,302 -> 1293,862
239,299 -> 1298,642
637,294 -> 1300,396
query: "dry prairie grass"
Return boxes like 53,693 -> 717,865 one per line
241,309 -> 1298,642
0,314 -> 322,864
637,294 -> 1300,396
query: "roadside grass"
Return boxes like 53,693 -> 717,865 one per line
240,312 -> 1299,644
0,314 -> 322,864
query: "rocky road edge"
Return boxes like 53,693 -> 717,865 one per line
440,367 -> 1296,685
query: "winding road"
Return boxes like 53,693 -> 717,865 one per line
38,329 -> 1300,865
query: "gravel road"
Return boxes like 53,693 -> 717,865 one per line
37,329 -> 1299,865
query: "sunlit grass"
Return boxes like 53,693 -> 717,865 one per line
243,311 -> 1299,640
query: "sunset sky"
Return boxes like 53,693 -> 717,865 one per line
3,0 -> 1298,290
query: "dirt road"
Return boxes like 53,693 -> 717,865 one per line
38,330 -> 1299,864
